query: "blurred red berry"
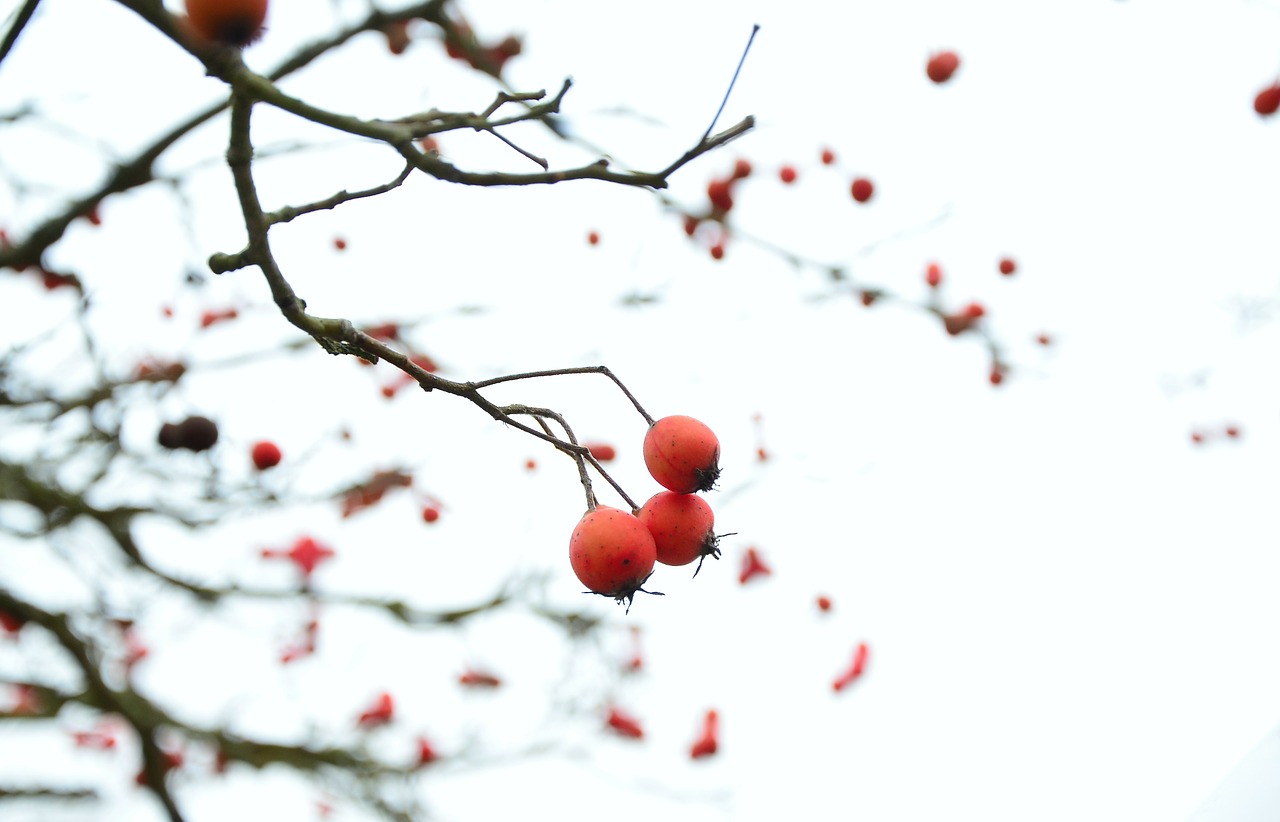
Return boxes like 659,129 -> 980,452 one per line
732,158 -> 753,179
739,547 -> 771,585
421,504 -> 441,524
999,257 -> 1017,276
357,691 -> 395,728
710,243 -> 725,261
606,707 -> 644,739
820,147 -> 836,165
458,668 -> 502,688
926,50 -> 961,83
832,642 -> 870,692
251,440 -> 281,470
586,442 -> 617,462
416,736 -> 439,766
689,710 -> 719,759
850,177 -> 874,203
816,595 -> 833,612
707,179 -> 734,212
587,230 -> 600,246
925,262 -> 943,288
1255,83 -> 1280,116
779,165 -> 798,184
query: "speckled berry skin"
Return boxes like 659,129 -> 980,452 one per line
642,416 -> 721,493
569,507 -> 657,598
638,491 -> 717,567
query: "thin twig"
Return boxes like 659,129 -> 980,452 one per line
700,24 -> 760,144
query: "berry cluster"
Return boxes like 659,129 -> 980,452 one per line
569,415 -> 723,611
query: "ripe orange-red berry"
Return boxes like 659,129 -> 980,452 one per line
731,158 -> 753,179
184,0 -> 268,46
925,262 -> 943,288
569,507 -> 658,606
850,177 -> 874,203
779,165 -> 798,184
251,440 -> 281,470
926,50 -> 960,84
709,243 -> 725,261
587,230 -> 600,246
638,491 -> 719,570
421,504 -> 441,523
820,147 -> 836,165
816,595 -> 833,612
643,415 -> 721,493
999,257 -> 1017,276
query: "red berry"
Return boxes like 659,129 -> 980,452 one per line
416,736 -> 439,766
689,710 -> 719,759
356,691 -> 394,728
638,491 -> 719,570
999,257 -> 1017,276
643,415 -> 721,493
333,237 -> 347,251
606,707 -> 645,739
568,507 -> 658,605
682,215 -> 700,236
709,243 -> 725,261
963,302 -> 985,319
458,668 -> 502,688
816,595 -> 832,612
1255,83 -> 1280,116
0,610 -> 26,635
926,50 -> 960,84
251,440 -> 281,470
778,165 -> 798,184
820,147 -> 836,165
732,158 -> 753,179
925,262 -> 943,288
738,547 -> 771,585
421,505 -> 441,523
587,230 -> 600,246
1036,333 -> 1052,346
707,179 -> 734,213
850,177 -> 874,203
1190,431 -> 1205,444
989,367 -> 1005,386
832,642 -> 870,692
585,442 -> 617,462
184,0 -> 268,46
1225,425 -> 1241,438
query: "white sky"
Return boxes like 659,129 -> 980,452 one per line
2,0 -> 1280,821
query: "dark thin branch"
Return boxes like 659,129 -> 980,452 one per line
701,24 -> 760,143
0,0 -> 41,70
264,164 -> 415,227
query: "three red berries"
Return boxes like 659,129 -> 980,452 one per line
568,415 -> 722,607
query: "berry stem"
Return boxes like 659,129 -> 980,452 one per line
470,365 -> 654,425
505,405 -> 638,512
